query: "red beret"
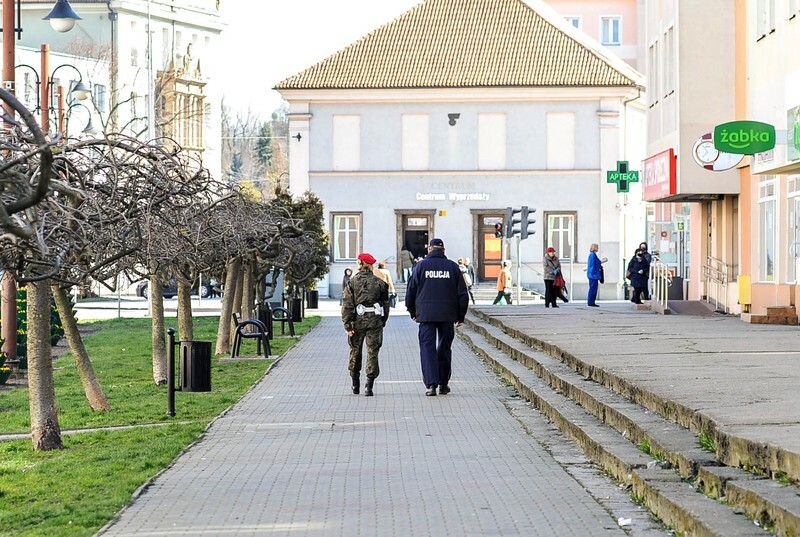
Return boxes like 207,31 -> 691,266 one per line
546,247 -> 555,253
358,252 -> 377,265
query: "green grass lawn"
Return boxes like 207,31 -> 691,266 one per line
0,315 -> 319,537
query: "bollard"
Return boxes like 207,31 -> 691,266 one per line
167,327 -> 176,417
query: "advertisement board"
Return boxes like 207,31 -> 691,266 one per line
643,148 -> 677,201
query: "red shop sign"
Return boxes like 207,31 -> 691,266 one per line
642,148 -> 677,201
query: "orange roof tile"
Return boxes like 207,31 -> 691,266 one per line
276,0 -> 641,91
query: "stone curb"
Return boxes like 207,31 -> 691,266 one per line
460,313 -> 789,536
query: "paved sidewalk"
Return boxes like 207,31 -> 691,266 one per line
99,301 -> 627,537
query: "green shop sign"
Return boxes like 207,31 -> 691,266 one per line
713,120 -> 775,155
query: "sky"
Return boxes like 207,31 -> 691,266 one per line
217,1 -> 421,119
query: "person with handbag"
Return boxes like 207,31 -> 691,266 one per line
587,244 -> 602,307
374,261 -> 397,307
543,247 -> 561,308
458,258 -> 475,305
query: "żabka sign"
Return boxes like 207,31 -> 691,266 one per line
713,120 -> 776,155
643,148 -> 676,202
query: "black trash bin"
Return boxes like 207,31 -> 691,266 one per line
257,304 -> 274,340
180,341 -> 211,392
307,290 -> 319,309
290,298 -> 303,322
669,276 -> 684,300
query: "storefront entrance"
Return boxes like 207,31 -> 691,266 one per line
397,212 -> 433,262
478,214 -> 504,282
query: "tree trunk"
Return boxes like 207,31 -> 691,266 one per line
27,281 -> 63,451
215,256 -> 241,355
240,259 -> 254,320
230,266 -> 244,338
150,277 -> 167,385
177,280 -> 193,342
52,286 -> 110,411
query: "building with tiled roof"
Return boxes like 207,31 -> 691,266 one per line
277,0 -> 647,301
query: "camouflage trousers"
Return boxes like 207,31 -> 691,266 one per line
348,324 -> 383,379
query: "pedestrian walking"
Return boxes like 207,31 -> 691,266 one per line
341,253 -> 390,396
375,261 -> 397,307
405,238 -> 469,396
627,249 -> 651,304
638,242 -> 652,300
458,258 -> 476,305
399,244 -> 415,283
587,244 -> 602,307
339,267 -> 353,305
543,247 -> 561,308
492,260 -> 513,305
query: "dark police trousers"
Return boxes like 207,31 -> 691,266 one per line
418,322 -> 454,387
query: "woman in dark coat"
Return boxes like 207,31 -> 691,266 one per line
627,249 -> 651,304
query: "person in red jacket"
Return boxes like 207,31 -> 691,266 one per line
405,238 -> 469,396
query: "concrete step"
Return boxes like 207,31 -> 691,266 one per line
460,311 -> 800,536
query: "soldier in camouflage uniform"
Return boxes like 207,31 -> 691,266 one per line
342,252 -> 390,396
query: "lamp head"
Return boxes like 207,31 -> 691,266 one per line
70,80 -> 91,101
43,0 -> 82,33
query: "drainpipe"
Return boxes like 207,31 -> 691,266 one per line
106,1 -> 118,131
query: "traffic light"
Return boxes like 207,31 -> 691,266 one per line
494,222 -> 504,238
520,206 -> 537,240
504,207 -> 522,238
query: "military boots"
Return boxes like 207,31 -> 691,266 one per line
352,377 -> 360,395
364,377 -> 375,397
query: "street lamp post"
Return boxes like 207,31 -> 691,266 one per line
1,0 -> 82,362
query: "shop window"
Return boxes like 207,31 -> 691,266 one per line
478,113 -> 506,170
332,213 -> 361,261
402,114 -> 429,170
333,115 -> 360,171
788,176 -> 800,281
546,112 -> 575,169
600,16 -> 622,45
545,212 -> 577,261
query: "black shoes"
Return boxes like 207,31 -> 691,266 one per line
552,305 -> 559,308
364,378 -> 374,397
588,304 -> 600,307
425,385 -> 437,396
438,385 -> 450,395
352,378 -> 359,395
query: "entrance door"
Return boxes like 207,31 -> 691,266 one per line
403,215 -> 430,261
478,214 -> 504,282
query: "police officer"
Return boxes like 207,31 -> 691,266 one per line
405,238 -> 469,396
342,252 -> 390,396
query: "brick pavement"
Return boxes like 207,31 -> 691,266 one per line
98,305 -> 627,537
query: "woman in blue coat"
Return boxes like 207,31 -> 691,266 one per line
586,243 -> 602,307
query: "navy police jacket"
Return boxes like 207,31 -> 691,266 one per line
405,249 -> 469,323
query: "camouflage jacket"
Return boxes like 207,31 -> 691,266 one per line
342,267 -> 390,331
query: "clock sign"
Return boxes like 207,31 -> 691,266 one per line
692,132 -> 744,171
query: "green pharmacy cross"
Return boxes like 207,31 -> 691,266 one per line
607,161 -> 640,193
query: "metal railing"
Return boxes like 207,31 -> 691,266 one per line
651,255 -> 672,314
702,256 -> 731,313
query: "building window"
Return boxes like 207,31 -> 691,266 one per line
402,114 -> 429,170
478,113 -> 506,170
759,179 -> 777,281
332,213 -> 361,261
93,84 -> 107,115
333,115 -> 360,171
663,27 -> 675,97
788,176 -> 800,281
546,112 -> 575,169
564,16 -> 581,29
756,0 -> 776,39
545,212 -> 577,261
791,0 -> 800,19
648,41 -> 659,107
600,16 -> 622,45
